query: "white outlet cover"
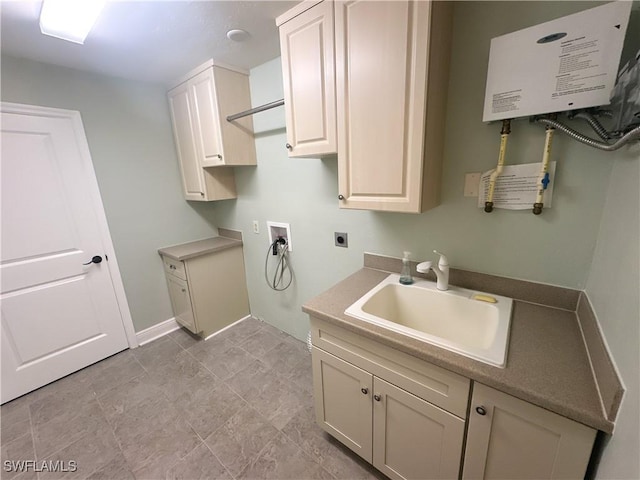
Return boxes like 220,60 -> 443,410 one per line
464,173 -> 481,198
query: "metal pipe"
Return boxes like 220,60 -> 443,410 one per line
572,112 -> 612,140
535,118 -> 640,151
226,99 -> 284,122
533,125 -> 554,215
485,119 -> 511,213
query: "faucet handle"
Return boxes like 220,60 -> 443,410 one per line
416,261 -> 433,274
433,250 -> 449,267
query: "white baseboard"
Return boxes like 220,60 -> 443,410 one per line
135,315 -> 253,346
203,315 -> 253,341
136,317 -> 181,346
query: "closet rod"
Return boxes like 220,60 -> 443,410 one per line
226,99 -> 284,122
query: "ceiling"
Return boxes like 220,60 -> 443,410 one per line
0,0 -> 297,86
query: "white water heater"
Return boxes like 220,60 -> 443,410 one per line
483,2 -> 632,122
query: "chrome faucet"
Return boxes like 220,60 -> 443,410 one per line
416,250 -> 449,291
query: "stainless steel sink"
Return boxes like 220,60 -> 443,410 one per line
344,274 -> 513,367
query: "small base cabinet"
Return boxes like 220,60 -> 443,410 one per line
463,383 -> 596,480
162,245 -> 250,338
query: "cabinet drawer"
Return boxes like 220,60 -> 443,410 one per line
311,317 -> 470,418
163,256 -> 186,280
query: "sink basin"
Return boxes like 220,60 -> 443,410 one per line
344,274 -> 513,367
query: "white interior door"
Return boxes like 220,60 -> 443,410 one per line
1,103 -> 132,404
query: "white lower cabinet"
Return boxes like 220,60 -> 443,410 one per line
312,346 -> 465,480
463,383 -> 596,480
161,246 -> 250,338
310,317 -> 598,480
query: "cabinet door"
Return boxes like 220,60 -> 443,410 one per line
373,377 -> 464,480
279,0 -> 336,157
463,383 -> 596,480
167,83 -> 206,201
190,68 -> 224,167
184,246 -> 250,338
166,274 -> 198,334
335,0 -> 429,212
335,0 -> 451,213
312,347 -> 373,462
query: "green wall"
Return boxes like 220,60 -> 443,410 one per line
586,151 -> 639,479
0,55 -> 219,332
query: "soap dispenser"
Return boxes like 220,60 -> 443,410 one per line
399,251 -> 414,285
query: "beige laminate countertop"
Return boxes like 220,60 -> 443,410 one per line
158,236 -> 242,261
302,268 -> 612,433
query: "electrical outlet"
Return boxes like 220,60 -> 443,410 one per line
252,220 -> 259,234
335,232 -> 348,248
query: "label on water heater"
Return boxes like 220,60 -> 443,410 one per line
483,2 -> 631,122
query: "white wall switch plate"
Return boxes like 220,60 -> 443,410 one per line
252,220 -> 259,234
464,173 -> 481,197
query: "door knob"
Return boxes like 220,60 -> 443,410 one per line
373,394 -> 381,402
361,387 -> 368,395
286,143 -> 292,151
475,406 -> 487,416
83,255 -> 103,265
338,194 -> 345,200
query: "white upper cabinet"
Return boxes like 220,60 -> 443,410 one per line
167,60 -> 257,201
190,67 -> 224,167
335,0 -> 452,213
168,82 -> 208,200
277,1 -> 337,157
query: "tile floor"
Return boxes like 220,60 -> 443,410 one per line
1,318 -> 387,480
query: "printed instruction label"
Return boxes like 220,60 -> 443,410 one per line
478,162 -> 557,210
483,2 -> 631,122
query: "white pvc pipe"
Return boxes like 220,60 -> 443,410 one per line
533,127 -> 554,214
485,119 -> 511,212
